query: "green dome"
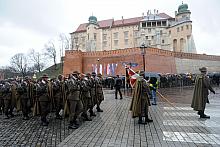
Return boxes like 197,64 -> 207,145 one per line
88,15 -> 98,24
178,3 -> 189,13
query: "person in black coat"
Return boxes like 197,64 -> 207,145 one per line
114,75 -> 123,99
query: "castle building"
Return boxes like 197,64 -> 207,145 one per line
70,3 -> 196,53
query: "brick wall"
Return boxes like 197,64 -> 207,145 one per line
63,47 -> 220,76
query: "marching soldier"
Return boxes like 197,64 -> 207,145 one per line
130,70 -> 153,124
80,73 -> 92,121
87,73 -> 96,117
53,74 -> 65,120
37,74 -> 51,126
17,77 -> 34,120
96,73 -> 104,112
2,81 -> 14,119
66,71 -> 83,129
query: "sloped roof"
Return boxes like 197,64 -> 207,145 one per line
72,13 -> 173,33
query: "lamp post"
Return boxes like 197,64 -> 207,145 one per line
140,43 -> 146,72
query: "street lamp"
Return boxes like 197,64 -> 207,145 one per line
140,43 -> 146,72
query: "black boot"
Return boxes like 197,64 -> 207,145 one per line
199,110 -> 210,119
97,106 -> 103,112
138,116 -> 146,124
89,109 -> 96,117
145,116 -> 153,123
82,113 -> 92,121
68,121 -> 78,129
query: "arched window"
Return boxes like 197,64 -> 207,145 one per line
180,38 -> 186,52
173,39 -> 177,51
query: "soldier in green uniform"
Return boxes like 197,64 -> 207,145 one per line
37,74 -> 51,126
191,67 -> 215,118
96,73 -> 104,112
18,77 -> 34,120
81,73 -> 92,121
66,71 -> 83,129
130,70 -> 153,124
53,74 -> 65,120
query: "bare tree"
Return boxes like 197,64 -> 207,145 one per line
44,41 -> 57,69
10,53 -> 28,77
28,49 -> 45,73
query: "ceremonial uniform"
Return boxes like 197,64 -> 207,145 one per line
130,71 -> 153,124
191,67 -> 215,118
66,71 -> 83,129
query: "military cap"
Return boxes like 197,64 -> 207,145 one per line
199,67 -> 207,72
72,71 -> 79,75
42,74 -> 49,78
86,73 -> 91,76
97,73 -> 102,77
91,72 -> 96,76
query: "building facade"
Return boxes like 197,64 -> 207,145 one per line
70,3 -> 196,53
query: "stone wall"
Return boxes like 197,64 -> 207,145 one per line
63,47 -> 220,76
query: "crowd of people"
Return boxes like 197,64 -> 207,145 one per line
0,71 -> 104,129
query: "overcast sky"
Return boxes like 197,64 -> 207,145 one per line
0,0 -> 220,66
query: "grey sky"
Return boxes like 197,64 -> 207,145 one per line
0,0 -> 220,66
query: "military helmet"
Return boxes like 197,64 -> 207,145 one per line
97,73 -> 102,77
72,71 -> 79,75
42,74 -> 49,78
91,72 -> 96,76
199,67 -> 207,73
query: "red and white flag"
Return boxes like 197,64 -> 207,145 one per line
126,66 -> 139,88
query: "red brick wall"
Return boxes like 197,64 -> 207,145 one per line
63,47 -> 220,76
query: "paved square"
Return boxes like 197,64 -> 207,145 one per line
0,87 -> 219,146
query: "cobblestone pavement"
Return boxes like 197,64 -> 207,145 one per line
0,87 -> 220,147
59,87 -> 220,147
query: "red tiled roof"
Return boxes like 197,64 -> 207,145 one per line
72,13 -> 173,33
158,13 -> 173,19
113,17 -> 142,27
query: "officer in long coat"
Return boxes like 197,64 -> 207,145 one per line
191,67 -> 215,118
130,70 -> 153,124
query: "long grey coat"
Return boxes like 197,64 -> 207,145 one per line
191,74 -> 214,111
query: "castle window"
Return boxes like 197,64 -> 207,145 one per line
160,30 -> 163,35
177,27 -> 179,32
181,26 -> 183,31
151,36 -> 154,40
124,31 -> 129,39
94,33 -> 97,40
147,22 -> 151,27
162,40 -> 165,44
103,34 -> 107,41
113,32 -> 118,39
148,40 -> 151,45
87,34 -> 89,40
152,22 -> 156,27
162,21 -> 166,26
148,28 -> 151,33
124,39 -> 128,46
169,30 -> 171,35
103,41 -> 107,47
114,40 -> 118,46
186,25 -> 189,30
142,22 -> 146,28
146,36 -> 148,39
157,21 -> 161,27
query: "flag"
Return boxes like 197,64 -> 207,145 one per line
127,67 -> 139,88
